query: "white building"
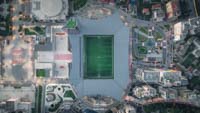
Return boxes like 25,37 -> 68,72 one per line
0,98 -> 32,113
152,10 -> 165,22
166,0 -> 180,21
135,68 -> 160,83
45,83 -> 77,112
133,85 -> 157,99
17,102 -> 32,113
173,22 -> 186,42
160,70 -> 188,87
159,87 -> 178,100
31,0 -> 69,20
135,69 -> 188,87
0,84 -> 35,108
173,17 -> 200,42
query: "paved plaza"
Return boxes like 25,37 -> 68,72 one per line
2,38 -> 33,81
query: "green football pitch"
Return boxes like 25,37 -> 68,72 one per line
84,35 -> 114,79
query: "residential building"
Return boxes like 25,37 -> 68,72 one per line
0,98 -> 32,113
63,95 -> 119,113
135,69 -> 188,87
135,68 -> 160,83
0,84 -> 35,108
152,9 -> 165,22
175,36 -> 200,76
173,17 -> 200,41
178,88 -> 198,101
133,85 -> 157,99
159,87 -> 178,100
161,70 -> 189,87
142,8 -> 150,15
165,0 -> 180,21
188,17 -> 200,35
81,95 -> 117,111
192,38 -> 200,58
173,22 -> 187,42
151,4 -> 165,22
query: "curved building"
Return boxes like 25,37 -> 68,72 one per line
31,0 -> 69,20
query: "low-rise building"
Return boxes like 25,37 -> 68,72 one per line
173,17 -> 200,41
133,85 -> 157,99
159,87 -> 178,100
151,4 -> 165,22
0,98 -> 32,113
173,22 -> 187,42
152,9 -> 165,22
174,36 -> 200,76
160,70 -> 188,87
62,95 -> 120,113
135,69 -> 188,87
165,0 -> 180,21
0,84 -> 35,108
178,88 -> 199,101
135,68 -> 160,83
142,8 -> 150,15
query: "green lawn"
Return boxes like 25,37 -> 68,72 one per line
138,33 -> 147,42
64,90 -> 76,100
24,28 -> 36,35
0,14 -> 12,36
154,32 -> 163,41
138,46 -> 148,54
24,26 -> 45,35
164,24 -> 171,30
66,19 -> 77,29
139,27 -> 148,34
36,69 -> 45,77
84,35 -> 114,79
34,26 -> 45,35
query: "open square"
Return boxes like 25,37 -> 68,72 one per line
83,35 -> 114,79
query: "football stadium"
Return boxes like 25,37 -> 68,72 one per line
83,35 -> 114,79
69,8 -> 129,99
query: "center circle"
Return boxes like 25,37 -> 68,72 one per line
41,0 -> 63,17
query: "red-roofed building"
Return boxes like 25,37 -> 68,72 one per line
152,4 -> 165,22
152,4 -> 161,10
142,8 -> 150,15
166,0 -> 180,21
